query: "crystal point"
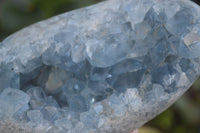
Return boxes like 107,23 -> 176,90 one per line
0,0 -> 200,132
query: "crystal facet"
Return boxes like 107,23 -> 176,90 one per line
0,0 -> 200,132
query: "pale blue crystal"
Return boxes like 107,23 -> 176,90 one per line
0,0 -> 200,132
41,106 -> 61,122
27,110 -> 43,123
0,88 -> 30,118
0,69 -> 19,93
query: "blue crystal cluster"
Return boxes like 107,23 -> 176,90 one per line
0,0 -> 200,132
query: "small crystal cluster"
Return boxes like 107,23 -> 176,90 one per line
0,0 -> 200,132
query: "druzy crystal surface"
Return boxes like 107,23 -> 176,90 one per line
0,0 -> 200,132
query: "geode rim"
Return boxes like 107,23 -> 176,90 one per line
0,0 -> 200,133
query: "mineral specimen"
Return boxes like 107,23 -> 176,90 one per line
0,0 -> 200,132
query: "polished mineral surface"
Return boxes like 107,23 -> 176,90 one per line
0,0 -> 200,132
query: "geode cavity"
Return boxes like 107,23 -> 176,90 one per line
0,0 -> 200,133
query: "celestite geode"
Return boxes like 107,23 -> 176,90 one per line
0,0 -> 200,132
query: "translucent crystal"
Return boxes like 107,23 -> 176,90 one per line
0,69 -> 19,93
27,110 -> 43,123
0,0 -> 200,132
0,88 -> 30,118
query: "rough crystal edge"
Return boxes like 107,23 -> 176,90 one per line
0,80 -> 192,133
0,0 -> 200,132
